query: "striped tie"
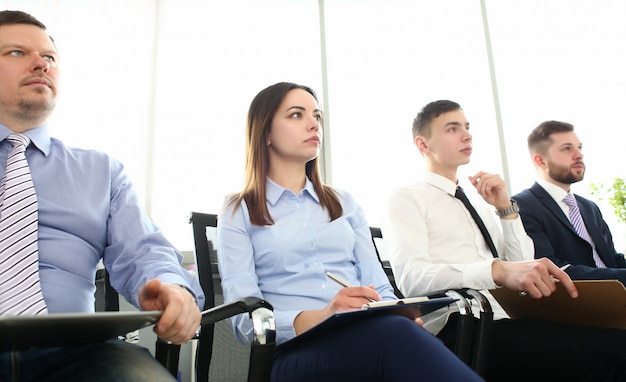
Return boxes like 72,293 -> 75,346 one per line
563,193 -> 606,268
0,133 -> 47,315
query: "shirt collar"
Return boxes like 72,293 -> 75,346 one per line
0,124 -> 52,156
536,178 -> 570,202
266,176 -> 320,206
423,171 -> 458,196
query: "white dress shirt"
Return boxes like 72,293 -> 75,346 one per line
385,171 -> 534,334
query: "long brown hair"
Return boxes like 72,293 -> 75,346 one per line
227,82 -> 342,226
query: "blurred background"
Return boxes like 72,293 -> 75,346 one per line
5,0 -> 625,252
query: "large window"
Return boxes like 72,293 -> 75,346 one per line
7,0 -> 626,251
323,0 -> 499,229
488,0 -> 626,249
13,0 -> 159,200
150,0 -> 322,246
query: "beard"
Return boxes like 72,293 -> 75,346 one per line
13,94 -> 56,123
547,160 -> 584,185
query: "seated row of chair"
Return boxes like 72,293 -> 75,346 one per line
99,212 -> 494,381
113,212 -> 493,382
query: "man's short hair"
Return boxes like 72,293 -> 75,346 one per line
527,120 -> 574,156
412,100 -> 461,139
0,10 -> 47,29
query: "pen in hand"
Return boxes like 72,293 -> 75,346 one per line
519,264 -> 571,297
326,272 -> 376,302
550,264 -> 571,281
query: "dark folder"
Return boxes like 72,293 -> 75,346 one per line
0,310 -> 162,351
278,296 -> 456,350
490,280 -> 626,329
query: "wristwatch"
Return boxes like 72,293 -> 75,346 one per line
496,199 -> 519,217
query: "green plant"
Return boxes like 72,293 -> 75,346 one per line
590,177 -> 626,223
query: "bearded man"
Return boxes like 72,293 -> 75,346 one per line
514,120 -> 626,283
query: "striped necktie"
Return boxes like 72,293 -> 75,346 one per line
0,133 -> 48,315
562,193 -> 606,268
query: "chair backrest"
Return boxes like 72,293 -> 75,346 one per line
190,211 -> 272,382
369,226 -> 404,298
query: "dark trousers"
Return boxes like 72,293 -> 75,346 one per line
438,314 -> 626,382
0,339 -> 175,382
272,314 -> 484,382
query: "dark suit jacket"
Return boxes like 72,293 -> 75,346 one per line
514,182 -> 626,284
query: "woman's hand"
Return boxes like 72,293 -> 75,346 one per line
294,286 -> 381,335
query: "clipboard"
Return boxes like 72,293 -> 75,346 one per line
490,280 -> 626,329
0,310 -> 162,351
279,296 -> 456,350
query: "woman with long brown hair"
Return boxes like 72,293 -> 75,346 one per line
217,82 -> 482,381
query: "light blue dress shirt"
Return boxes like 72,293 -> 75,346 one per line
217,177 -> 396,345
0,124 -> 204,313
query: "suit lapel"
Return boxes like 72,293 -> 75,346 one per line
531,183 -> 614,267
529,183 -> 577,234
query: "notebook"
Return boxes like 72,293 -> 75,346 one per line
490,280 -> 626,329
0,310 -> 162,351
278,296 -> 456,350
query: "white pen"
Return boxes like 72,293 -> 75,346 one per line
552,263 -> 571,279
326,272 -> 376,302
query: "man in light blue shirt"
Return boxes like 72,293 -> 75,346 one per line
0,124 -> 204,314
0,10 -> 203,381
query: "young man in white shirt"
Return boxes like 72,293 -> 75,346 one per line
385,100 -> 626,381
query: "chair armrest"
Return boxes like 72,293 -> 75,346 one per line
157,297 -> 276,379
426,287 -> 493,373
442,289 -> 472,315
426,288 -> 492,378
464,289 -> 492,377
429,289 -> 473,364
200,296 -> 276,346
199,297 -> 276,382
465,289 -> 492,315
200,297 -> 273,326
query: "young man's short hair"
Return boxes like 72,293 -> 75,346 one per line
412,100 -> 461,139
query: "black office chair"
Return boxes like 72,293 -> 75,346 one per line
189,212 -> 276,382
95,249 -> 276,381
369,226 -> 492,378
94,269 -> 183,374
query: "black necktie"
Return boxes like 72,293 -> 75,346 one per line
454,186 -> 499,258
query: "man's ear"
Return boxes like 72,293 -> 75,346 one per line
415,136 -> 429,153
532,153 -> 546,168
